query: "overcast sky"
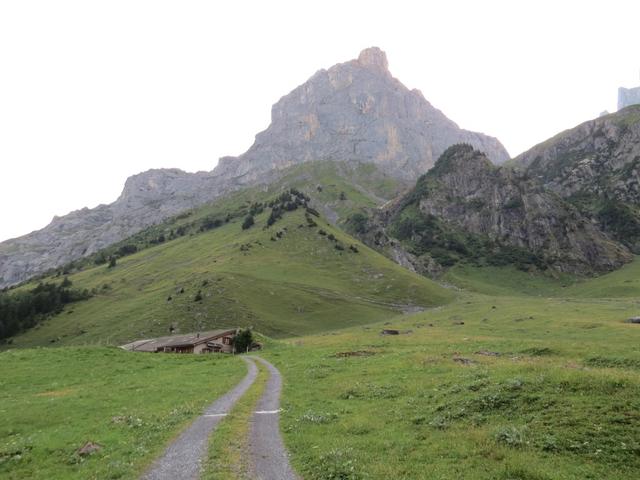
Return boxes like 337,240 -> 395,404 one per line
1,0 -> 639,242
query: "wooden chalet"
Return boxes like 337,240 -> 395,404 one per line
121,329 -> 238,354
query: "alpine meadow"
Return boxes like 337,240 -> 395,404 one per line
2,30 -> 640,480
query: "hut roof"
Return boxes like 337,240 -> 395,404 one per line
120,329 -> 237,352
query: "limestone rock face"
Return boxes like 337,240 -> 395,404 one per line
214,47 -> 509,184
513,106 -> 640,252
0,47 -> 509,288
514,106 -> 640,204
618,87 -> 640,110
385,145 -> 631,274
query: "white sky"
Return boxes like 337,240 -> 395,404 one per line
1,0 -> 639,242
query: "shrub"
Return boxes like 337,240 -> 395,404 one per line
494,426 -> 527,448
241,215 -> 255,230
347,213 -> 369,234
314,448 -> 362,480
117,244 -> 138,256
200,217 -> 223,231
233,328 -> 253,353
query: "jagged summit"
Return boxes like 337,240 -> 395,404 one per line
356,46 -> 389,72
214,46 -> 509,183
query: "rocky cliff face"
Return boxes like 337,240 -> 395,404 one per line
381,145 -> 631,274
618,87 -> 640,110
214,47 -> 509,184
514,106 -> 640,251
0,47 -> 509,288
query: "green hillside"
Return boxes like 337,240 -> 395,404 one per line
5,172 -> 450,348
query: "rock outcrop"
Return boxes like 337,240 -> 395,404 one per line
0,47 -> 509,288
381,145 -> 631,274
618,86 -> 640,110
513,106 -> 640,251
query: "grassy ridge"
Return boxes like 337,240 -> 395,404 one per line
9,198 -> 452,348
0,347 -> 245,480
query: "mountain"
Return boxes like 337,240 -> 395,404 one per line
513,105 -> 640,251
4,180 -> 453,347
367,144 -> 631,275
214,47 -> 509,184
0,47 -> 509,289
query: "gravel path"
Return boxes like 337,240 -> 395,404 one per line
248,356 -> 300,480
141,357 -> 258,480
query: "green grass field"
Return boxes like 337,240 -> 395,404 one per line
0,347 -> 245,479
262,261 -> 640,479
3,260 -> 640,479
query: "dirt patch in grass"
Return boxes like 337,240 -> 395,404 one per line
35,388 -> 76,398
333,350 -> 377,358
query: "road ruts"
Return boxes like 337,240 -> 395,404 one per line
248,356 -> 300,480
141,357 -> 258,480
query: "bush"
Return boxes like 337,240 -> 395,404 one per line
200,217 -> 223,232
117,244 -> 138,256
241,215 -> 255,230
108,256 -> 117,268
313,448 -> 362,480
233,328 -> 253,353
347,213 -> 369,234
494,426 -> 527,448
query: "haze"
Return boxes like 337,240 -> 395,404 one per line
1,0 -> 638,242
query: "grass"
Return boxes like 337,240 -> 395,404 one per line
203,359 -> 269,480
445,257 -> 640,299
0,347 -> 246,480
8,203 -> 452,348
262,278 -> 640,479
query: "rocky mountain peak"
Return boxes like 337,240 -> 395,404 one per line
356,46 -> 389,73
213,47 -> 509,184
0,47 -> 510,288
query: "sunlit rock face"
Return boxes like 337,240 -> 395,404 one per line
214,47 -> 509,184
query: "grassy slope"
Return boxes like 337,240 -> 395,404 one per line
10,202 -> 452,348
445,257 -> 640,298
0,347 -> 245,480
267,273 -> 640,479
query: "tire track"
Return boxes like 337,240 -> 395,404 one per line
142,357 -> 258,480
